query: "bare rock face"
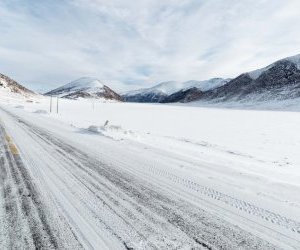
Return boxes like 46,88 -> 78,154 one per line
45,77 -> 122,101
0,73 -> 35,96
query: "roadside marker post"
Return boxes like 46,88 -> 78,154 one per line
50,96 -> 52,113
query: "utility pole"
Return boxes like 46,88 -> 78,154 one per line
56,97 -> 59,114
50,96 -> 52,113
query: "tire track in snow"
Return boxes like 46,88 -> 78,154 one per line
13,114 -> 200,249
0,128 -> 27,249
0,120 -> 84,250
6,110 -> 283,250
0,124 -> 58,249
146,166 -> 300,234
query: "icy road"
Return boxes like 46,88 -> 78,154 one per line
0,105 -> 299,249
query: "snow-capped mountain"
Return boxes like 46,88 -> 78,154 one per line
45,77 -> 122,101
0,73 -> 35,97
160,53 -> 300,104
123,78 -> 229,103
197,53 -> 300,103
248,54 -> 300,80
123,81 -> 181,103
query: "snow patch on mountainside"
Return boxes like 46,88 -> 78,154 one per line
124,81 -> 180,96
46,77 -> 105,97
248,54 -> 300,80
183,78 -> 230,91
149,81 -> 185,95
63,77 -> 104,90
0,78 -> 8,88
286,54 -> 300,69
45,77 -> 122,101
248,65 -> 274,80
124,78 -> 229,97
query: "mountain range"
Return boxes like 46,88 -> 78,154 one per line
194,54 -> 300,104
122,78 -> 230,103
124,54 -> 300,104
1,53 -> 300,105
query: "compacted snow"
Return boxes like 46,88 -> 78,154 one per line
0,93 -> 300,249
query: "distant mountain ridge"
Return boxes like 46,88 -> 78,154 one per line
197,54 -> 300,104
2,53 -> 300,105
126,53 -> 300,104
0,73 -> 35,96
123,78 -> 229,103
45,77 -> 122,101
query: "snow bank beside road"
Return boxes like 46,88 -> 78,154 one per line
86,123 -> 137,140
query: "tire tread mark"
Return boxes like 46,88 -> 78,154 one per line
15,116 -> 281,250
0,124 -> 59,249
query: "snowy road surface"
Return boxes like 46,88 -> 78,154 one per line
0,104 -> 300,249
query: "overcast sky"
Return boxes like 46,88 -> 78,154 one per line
1,0 -> 300,92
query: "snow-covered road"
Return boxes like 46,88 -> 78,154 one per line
0,104 -> 299,249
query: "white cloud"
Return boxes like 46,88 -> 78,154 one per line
1,0 -> 300,92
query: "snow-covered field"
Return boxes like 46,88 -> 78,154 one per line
1,92 -> 300,249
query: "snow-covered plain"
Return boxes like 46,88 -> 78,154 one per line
1,92 -> 300,249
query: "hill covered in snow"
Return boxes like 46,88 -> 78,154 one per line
45,77 -> 122,101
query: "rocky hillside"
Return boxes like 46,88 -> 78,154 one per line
0,73 -> 35,96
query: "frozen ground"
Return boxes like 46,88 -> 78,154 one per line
0,92 -> 300,249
